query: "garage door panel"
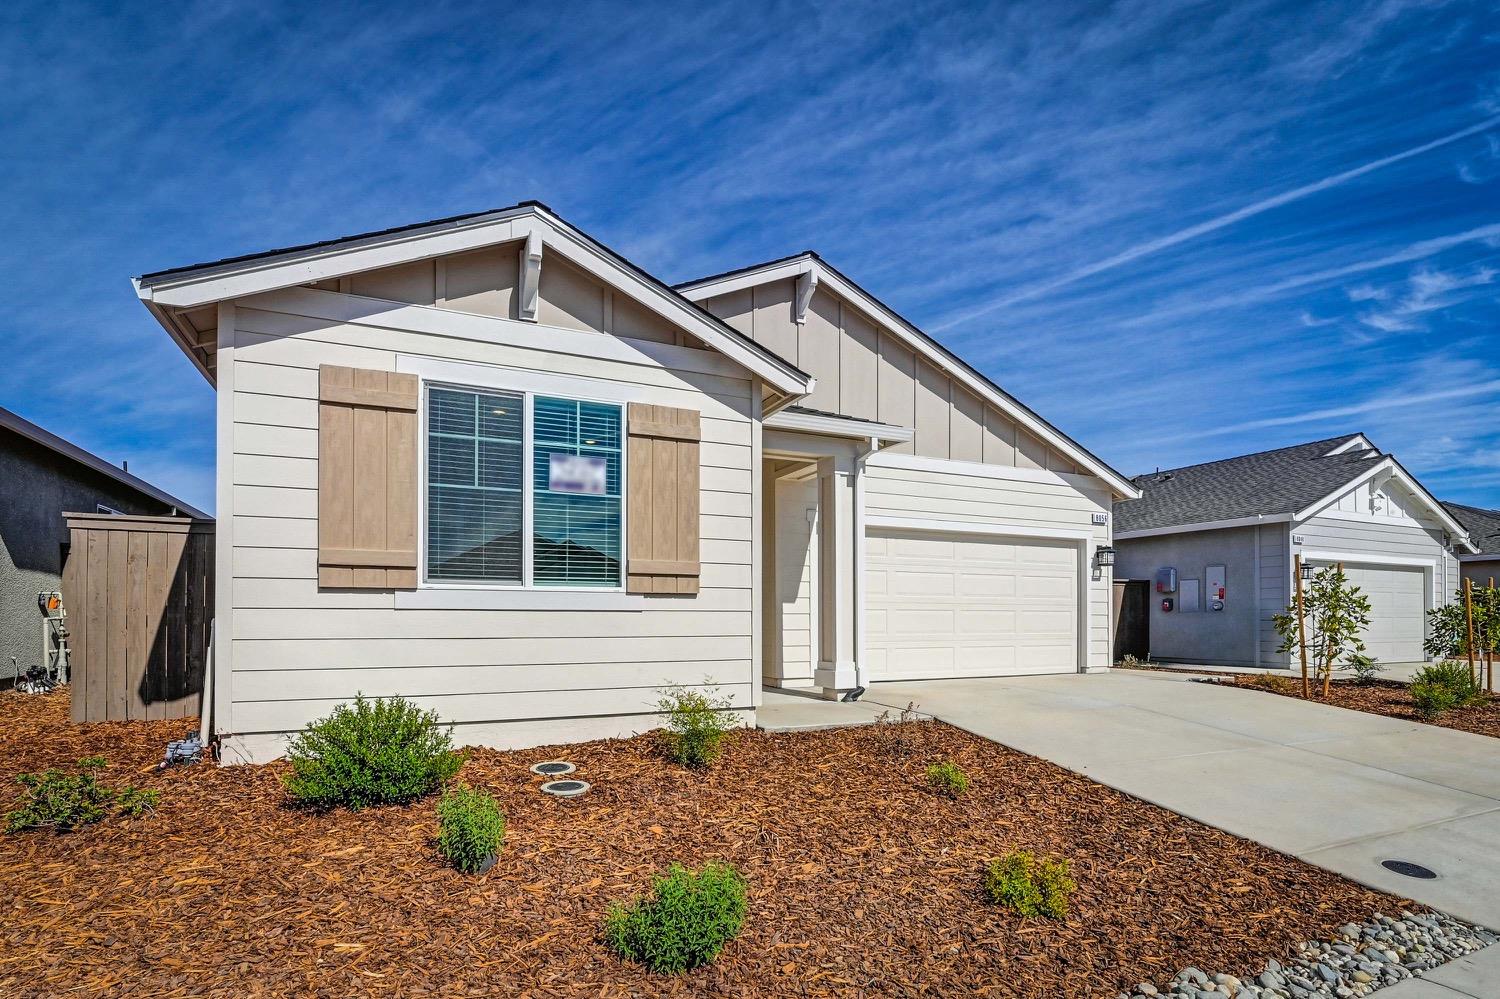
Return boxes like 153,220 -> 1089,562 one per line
1309,561 -> 1426,663
866,528 -> 1078,680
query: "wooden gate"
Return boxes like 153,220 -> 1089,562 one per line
1111,579 -> 1150,663
61,513 -> 214,723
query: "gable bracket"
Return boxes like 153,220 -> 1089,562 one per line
518,228 -> 543,322
794,266 -> 820,325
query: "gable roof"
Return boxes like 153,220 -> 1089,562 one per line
133,202 -> 813,398
676,251 -> 1141,500
0,405 -> 210,520
1445,502 -> 1500,558
1114,433 -> 1475,550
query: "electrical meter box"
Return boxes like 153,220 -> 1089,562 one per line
1207,564 -> 1227,611
1154,567 -> 1177,594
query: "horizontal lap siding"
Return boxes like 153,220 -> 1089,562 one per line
864,464 -> 1112,668
1296,515 -> 1456,608
226,296 -> 756,736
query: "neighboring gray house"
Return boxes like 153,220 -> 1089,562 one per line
1114,434 -> 1476,668
1445,502 -> 1500,588
0,406 -> 209,684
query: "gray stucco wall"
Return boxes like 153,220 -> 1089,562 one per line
1462,559 -> 1500,588
1115,524 -> 1289,668
1,428 -> 173,683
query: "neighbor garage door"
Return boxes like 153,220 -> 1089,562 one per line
864,529 -> 1079,680
1312,561 -> 1427,663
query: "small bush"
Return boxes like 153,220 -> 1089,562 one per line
1347,654 -> 1385,685
604,861 -> 747,973
437,782 -> 505,873
116,787 -> 161,819
1411,660 -> 1484,720
870,701 -> 925,758
925,761 -> 970,798
982,850 -> 1075,919
6,757 -> 158,833
1243,671 -> 1295,694
655,684 -> 735,768
284,695 -> 463,810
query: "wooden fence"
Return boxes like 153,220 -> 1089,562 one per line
61,513 -> 214,723
1111,579 -> 1150,663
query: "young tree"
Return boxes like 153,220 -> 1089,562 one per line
1273,565 -> 1373,696
1428,583 -> 1499,691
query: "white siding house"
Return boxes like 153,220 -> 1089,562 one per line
136,203 -> 1139,762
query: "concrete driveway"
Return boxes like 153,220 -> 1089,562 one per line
864,671 -> 1500,934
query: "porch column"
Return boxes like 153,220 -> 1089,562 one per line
815,453 -> 858,694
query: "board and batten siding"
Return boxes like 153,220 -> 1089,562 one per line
862,459 -> 1113,669
219,284 -> 759,762
698,280 -> 1080,472
1257,523 -> 1290,667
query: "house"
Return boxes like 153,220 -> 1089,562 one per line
0,405 -> 208,685
133,202 -> 1139,764
1445,502 -> 1500,588
1113,434 -> 1476,669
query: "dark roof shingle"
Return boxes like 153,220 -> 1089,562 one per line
1444,502 -> 1500,557
1113,434 -> 1381,533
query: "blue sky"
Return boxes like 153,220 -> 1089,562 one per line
2,0 -> 1497,515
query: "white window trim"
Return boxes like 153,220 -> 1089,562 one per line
414,364 -> 628,598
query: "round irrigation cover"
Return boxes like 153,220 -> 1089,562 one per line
1381,859 -> 1438,880
529,761 -> 576,776
540,779 -> 590,798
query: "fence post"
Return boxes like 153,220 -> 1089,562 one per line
1294,554 -> 1310,699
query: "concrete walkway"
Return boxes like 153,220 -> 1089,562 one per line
853,671 -> 1500,997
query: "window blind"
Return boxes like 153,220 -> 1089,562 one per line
426,386 -> 524,583
532,396 -> 622,587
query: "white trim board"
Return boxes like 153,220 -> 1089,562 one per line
766,409 -> 913,444
1297,550 -> 1440,570
1293,456 -> 1476,552
679,254 -> 1140,501
865,515 -> 1094,543
1116,514 -> 1294,540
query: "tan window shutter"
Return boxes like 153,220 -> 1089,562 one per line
626,403 -> 701,595
318,365 -> 419,589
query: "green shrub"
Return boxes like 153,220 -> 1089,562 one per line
655,684 -> 735,768
6,757 -> 158,833
925,761 -> 970,798
1410,660 -> 1484,720
437,782 -> 505,873
982,850 -> 1075,919
604,861 -> 747,973
284,695 -> 463,810
1347,654 -> 1385,686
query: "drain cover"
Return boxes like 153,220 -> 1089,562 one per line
1381,860 -> 1438,880
530,761 -> 576,776
540,779 -> 590,798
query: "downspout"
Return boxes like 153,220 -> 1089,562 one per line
841,436 -> 878,702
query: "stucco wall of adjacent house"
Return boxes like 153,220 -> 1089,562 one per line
0,428 -> 169,683
1461,559 -> 1500,587
1115,525 -> 1288,668
216,281 -> 762,762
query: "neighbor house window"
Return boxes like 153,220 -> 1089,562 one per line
425,385 -> 622,588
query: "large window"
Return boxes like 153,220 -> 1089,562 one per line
425,385 -> 623,588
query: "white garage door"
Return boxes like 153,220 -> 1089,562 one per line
865,529 -> 1079,680
1312,561 -> 1427,663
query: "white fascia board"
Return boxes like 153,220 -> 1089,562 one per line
134,283 -> 216,386
679,257 -> 1141,500
1292,457 -> 1477,552
1115,514 -> 1293,540
1298,550 -> 1439,570
766,409 -> 913,443
134,205 -> 813,398
1325,435 -> 1375,455
866,514 -> 1093,543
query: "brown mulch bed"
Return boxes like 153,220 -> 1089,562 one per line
0,691 -> 1411,998
1224,675 -> 1500,738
